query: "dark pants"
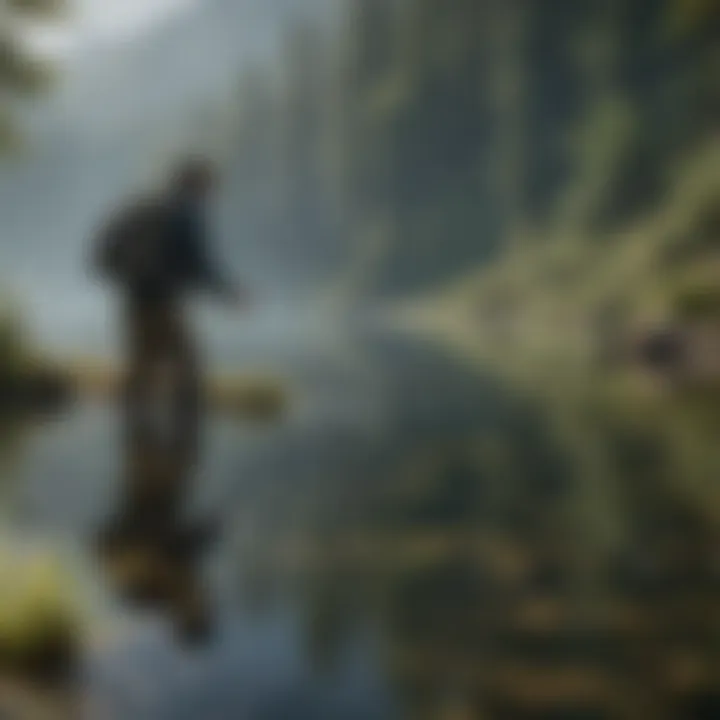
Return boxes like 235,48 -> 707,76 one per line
123,297 -> 201,464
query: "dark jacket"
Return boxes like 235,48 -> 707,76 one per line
95,195 -> 232,303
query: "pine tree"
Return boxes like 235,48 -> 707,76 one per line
0,0 -> 64,149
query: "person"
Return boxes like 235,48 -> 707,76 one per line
93,158 -> 244,456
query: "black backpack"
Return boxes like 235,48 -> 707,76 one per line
94,198 -> 174,290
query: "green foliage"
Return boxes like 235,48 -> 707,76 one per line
0,2 -> 66,381
0,306 -> 71,411
226,0 -> 717,304
674,283 -> 720,321
0,550 -> 79,679
666,0 -> 720,35
0,35 -> 53,94
0,0 -> 65,152
0,311 -> 27,378
5,0 -> 65,16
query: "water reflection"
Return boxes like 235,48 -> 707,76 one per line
96,398 -> 217,648
235,341 -> 720,720
3,337 -> 720,718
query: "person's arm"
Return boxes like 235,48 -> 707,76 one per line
184,211 -> 243,303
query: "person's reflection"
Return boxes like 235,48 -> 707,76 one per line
96,419 -> 217,647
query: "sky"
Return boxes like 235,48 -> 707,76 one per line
27,0 -> 197,56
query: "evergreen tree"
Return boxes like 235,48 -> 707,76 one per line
0,0 -> 64,149
226,0 -> 717,302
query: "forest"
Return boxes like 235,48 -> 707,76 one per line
220,0 -> 719,360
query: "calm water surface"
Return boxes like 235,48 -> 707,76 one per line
2,333 -> 719,719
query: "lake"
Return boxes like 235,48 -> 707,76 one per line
1,331 -> 718,719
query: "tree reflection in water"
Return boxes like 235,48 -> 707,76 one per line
241,378 -> 720,720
